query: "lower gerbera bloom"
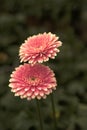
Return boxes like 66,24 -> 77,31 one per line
9,64 -> 57,100
19,32 -> 62,65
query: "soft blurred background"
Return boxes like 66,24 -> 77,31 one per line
0,0 -> 87,130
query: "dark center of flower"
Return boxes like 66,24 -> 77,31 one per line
31,77 -> 36,81
28,76 -> 40,86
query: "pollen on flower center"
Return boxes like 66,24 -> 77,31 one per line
33,44 -> 46,53
28,76 -> 40,86
31,77 -> 36,81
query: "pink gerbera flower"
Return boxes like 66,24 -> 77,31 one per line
9,64 -> 57,100
19,32 -> 62,65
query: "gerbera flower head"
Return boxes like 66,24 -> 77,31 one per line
9,64 -> 57,100
19,32 -> 62,65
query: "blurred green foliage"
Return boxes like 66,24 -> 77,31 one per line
0,0 -> 87,130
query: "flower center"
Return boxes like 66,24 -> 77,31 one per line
31,77 -> 36,81
28,76 -> 40,86
33,45 -> 44,52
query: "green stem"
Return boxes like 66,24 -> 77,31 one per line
50,93 -> 57,129
36,99 -> 43,130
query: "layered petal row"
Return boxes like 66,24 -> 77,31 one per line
19,32 -> 62,65
9,64 -> 57,100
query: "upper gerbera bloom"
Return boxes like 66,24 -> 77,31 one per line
19,32 -> 62,65
9,64 -> 57,100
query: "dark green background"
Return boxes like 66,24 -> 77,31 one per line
0,0 -> 87,130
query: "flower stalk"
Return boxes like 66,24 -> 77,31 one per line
36,99 -> 43,130
50,93 -> 57,129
